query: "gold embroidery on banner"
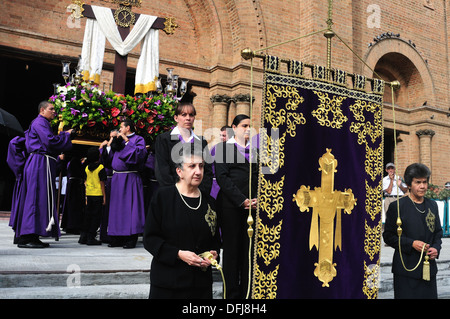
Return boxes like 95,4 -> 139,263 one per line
426,209 -> 435,233
252,264 -> 279,299
364,220 -> 381,261
286,112 -> 305,137
265,84 -> 305,129
362,260 -> 380,299
312,91 -> 348,129
365,143 -> 383,181
260,130 -> 286,174
365,180 -> 382,221
257,220 -> 283,266
204,204 -> 217,236
349,100 -> 383,145
259,176 -> 285,219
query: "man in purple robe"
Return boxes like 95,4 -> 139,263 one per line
15,101 -> 73,248
6,136 -> 27,242
102,118 -> 147,248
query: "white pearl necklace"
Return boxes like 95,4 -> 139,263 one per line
176,184 -> 202,210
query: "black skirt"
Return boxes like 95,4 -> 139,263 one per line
393,274 -> 437,299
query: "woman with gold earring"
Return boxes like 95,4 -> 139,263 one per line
383,163 -> 442,299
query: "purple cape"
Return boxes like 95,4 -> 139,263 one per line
103,134 -> 147,236
15,115 -> 72,238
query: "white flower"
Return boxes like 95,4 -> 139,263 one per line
92,87 -> 102,95
57,86 -> 67,94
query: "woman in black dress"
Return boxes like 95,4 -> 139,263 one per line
214,114 -> 258,299
154,102 -> 212,194
383,163 -> 442,299
144,144 -> 221,299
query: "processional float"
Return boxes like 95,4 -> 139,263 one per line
55,0 -> 183,148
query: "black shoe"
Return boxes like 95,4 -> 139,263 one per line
123,241 -> 136,249
108,236 -> 125,247
78,233 -> 87,244
123,234 -> 138,249
18,241 -> 46,248
37,239 -> 50,248
108,241 -> 123,247
87,238 -> 102,245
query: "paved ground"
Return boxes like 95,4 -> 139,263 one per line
1,215 -> 450,299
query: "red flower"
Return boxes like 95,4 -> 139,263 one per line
112,118 -> 119,126
102,119 -> 108,126
155,125 -> 160,132
137,120 -> 145,129
147,116 -> 154,124
126,109 -> 134,116
111,107 -> 120,117
147,126 -> 154,134
144,108 -> 150,113
87,120 -> 96,127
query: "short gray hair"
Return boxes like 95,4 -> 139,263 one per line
174,143 -> 204,170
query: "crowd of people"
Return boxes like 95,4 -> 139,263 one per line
7,100 -> 258,299
6,100 -> 444,299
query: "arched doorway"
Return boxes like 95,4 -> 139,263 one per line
363,38 -> 435,169
374,52 -> 426,108
363,37 -> 435,107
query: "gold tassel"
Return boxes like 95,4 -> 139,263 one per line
423,255 -> 430,281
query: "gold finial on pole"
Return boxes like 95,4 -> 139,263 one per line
324,0 -> 335,73
241,48 -> 255,60
389,80 -> 401,90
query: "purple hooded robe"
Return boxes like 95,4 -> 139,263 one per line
102,134 -> 147,236
6,136 -> 27,232
15,115 -> 72,238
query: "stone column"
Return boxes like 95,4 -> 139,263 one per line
416,129 -> 435,178
233,93 -> 254,117
228,100 -> 236,126
210,94 -> 231,130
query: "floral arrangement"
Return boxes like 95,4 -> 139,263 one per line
49,82 -> 177,144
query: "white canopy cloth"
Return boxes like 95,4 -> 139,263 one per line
81,17 -> 106,84
80,5 -> 159,93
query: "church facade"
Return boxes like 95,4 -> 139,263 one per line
0,0 -> 449,210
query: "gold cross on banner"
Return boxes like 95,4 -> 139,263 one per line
292,149 -> 357,287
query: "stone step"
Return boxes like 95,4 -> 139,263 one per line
1,253 -> 448,299
0,269 -> 224,299
0,270 -> 149,288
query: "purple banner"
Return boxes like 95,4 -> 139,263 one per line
252,57 -> 384,299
